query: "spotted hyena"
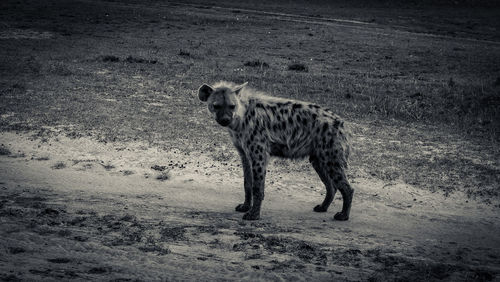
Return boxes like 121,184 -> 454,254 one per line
198,81 -> 353,221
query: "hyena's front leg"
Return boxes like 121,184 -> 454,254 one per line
242,149 -> 269,220
235,147 -> 252,212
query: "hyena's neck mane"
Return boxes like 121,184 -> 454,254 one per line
228,87 -> 289,133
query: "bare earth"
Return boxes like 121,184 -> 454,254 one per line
1,132 -> 499,281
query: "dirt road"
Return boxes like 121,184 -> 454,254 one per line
1,132 -> 498,281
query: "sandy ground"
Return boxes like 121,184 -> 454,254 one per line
1,131 -> 499,281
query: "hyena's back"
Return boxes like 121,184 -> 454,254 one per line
237,95 -> 349,168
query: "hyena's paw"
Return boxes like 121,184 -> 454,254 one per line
235,203 -> 251,212
334,212 -> 349,221
242,211 -> 260,221
313,205 -> 328,212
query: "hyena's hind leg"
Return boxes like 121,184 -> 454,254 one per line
331,169 -> 353,221
309,155 -> 337,213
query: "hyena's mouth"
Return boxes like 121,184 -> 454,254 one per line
217,118 -> 231,127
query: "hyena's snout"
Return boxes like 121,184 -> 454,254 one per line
215,115 -> 233,126
215,112 -> 232,127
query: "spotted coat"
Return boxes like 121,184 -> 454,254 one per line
199,81 -> 353,220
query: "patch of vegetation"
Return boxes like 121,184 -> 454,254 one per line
124,56 -> 157,64
8,247 -> 26,254
51,162 -> 66,169
139,236 -> 171,255
88,266 -> 111,274
100,163 -> 115,171
233,233 -> 327,265
160,226 -> 185,241
151,165 -> 167,171
0,145 -> 11,156
47,258 -> 71,264
287,63 -> 308,72
100,55 -> 120,62
34,156 -> 50,161
244,60 -> 269,68
156,172 -> 170,181
179,49 -> 191,57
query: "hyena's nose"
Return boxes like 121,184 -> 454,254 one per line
217,117 -> 231,127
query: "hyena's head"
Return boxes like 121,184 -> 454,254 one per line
198,82 -> 247,127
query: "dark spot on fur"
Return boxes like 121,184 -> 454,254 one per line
296,115 -> 302,123
292,104 -> 302,110
302,119 -> 308,126
282,121 -> 287,130
333,120 -> 340,128
288,117 -> 293,124
256,103 -> 263,108
312,113 -> 317,119
322,123 -> 328,133
277,115 -> 281,122
273,124 -> 279,131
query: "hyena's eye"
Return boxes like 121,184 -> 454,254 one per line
213,104 -> 222,110
228,105 -> 236,110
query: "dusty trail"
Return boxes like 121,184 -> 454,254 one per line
1,132 -> 499,281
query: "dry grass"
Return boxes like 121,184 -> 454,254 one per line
0,145 -> 11,156
51,162 -> 66,170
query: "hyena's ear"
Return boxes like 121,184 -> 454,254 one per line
233,82 -> 248,95
198,84 -> 214,102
